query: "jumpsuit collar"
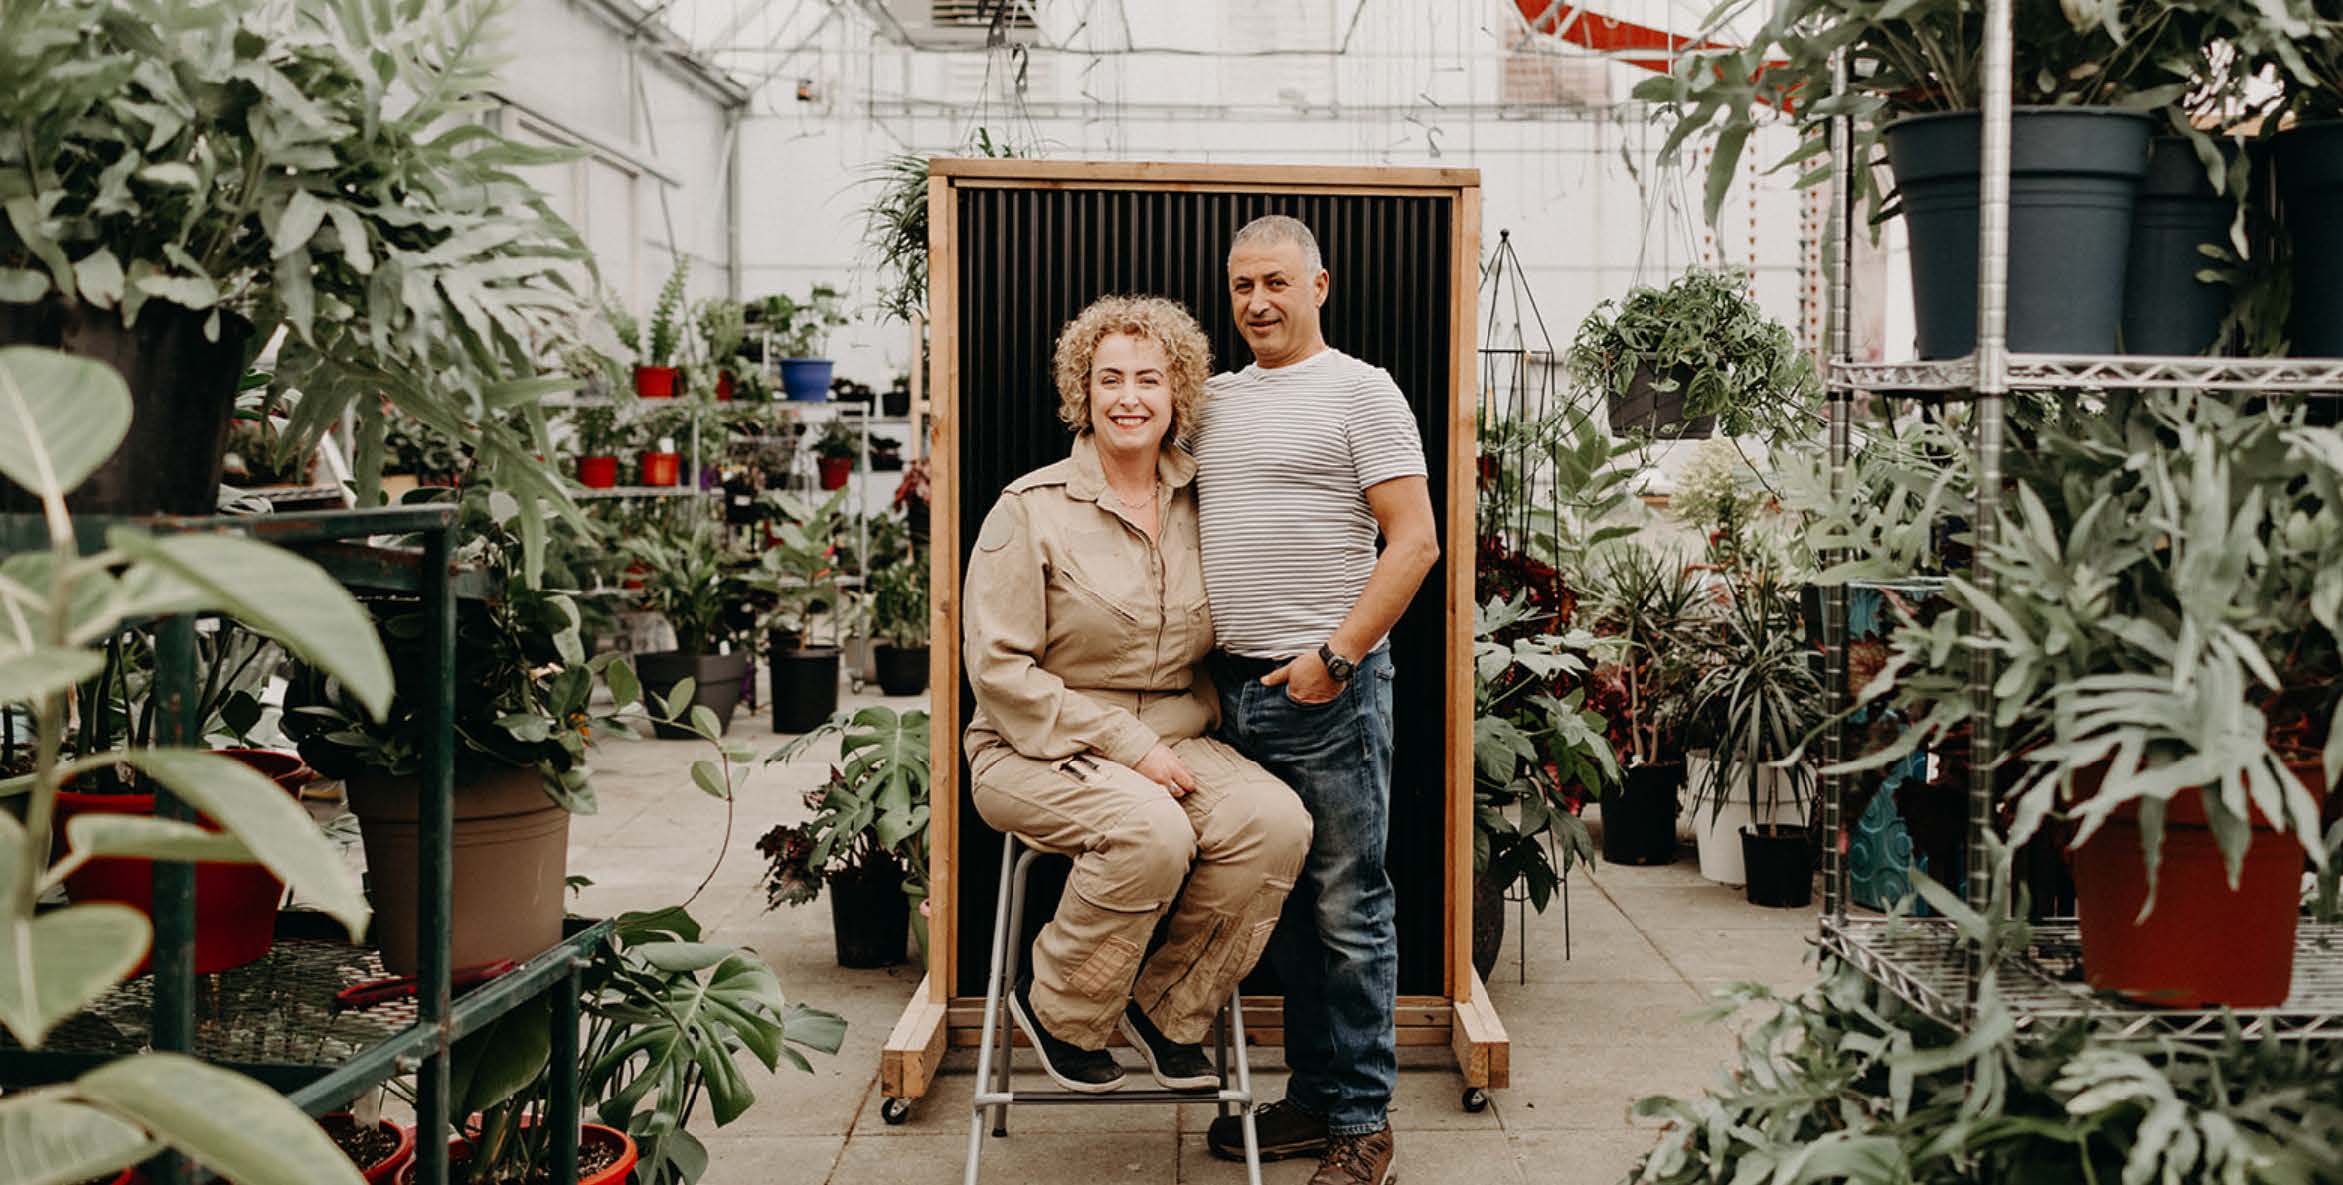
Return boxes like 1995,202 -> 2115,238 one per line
1066,433 -> 1197,505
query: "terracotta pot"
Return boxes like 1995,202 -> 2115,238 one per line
2071,759 -> 2326,1008
345,764 -> 570,977
575,455 -> 618,489
817,456 -> 853,490
640,451 -> 681,487
632,365 -> 679,398
396,1124 -> 636,1185
54,749 -> 309,975
324,1113 -> 415,1183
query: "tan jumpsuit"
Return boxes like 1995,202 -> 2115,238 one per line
964,435 -> 1311,1049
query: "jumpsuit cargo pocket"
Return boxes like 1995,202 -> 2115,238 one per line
1065,935 -> 1145,997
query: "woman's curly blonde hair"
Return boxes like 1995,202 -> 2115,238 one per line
1052,295 -> 1212,438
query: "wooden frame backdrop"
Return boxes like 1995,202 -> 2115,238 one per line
881,159 -> 1505,1110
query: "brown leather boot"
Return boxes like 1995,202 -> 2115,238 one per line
1308,1124 -> 1395,1185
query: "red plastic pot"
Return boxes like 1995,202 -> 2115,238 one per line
575,455 -> 619,489
716,369 -> 734,401
395,1124 -> 636,1185
326,1114 -> 415,1183
2072,759 -> 2326,1008
817,455 -> 853,490
54,749 -> 309,975
632,365 -> 679,398
640,451 -> 681,487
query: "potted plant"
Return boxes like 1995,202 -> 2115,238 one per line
1839,389 -> 2339,1006
1587,545 -> 1710,865
694,296 -> 746,401
569,401 -> 625,489
0,1 -> 608,521
882,371 -> 914,418
760,707 -> 934,968
1470,594 -> 1617,978
764,285 -> 848,402
1689,572 -> 1822,908
1564,267 -> 1817,442
870,543 -> 931,697
750,492 -> 851,732
2265,15 -> 2343,356
869,432 -> 906,471
0,346 -> 385,1185
813,418 -> 859,490
619,519 -> 753,740
286,491 -> 638,976
1640,0 -> 2212,358
633,261 -> 689,398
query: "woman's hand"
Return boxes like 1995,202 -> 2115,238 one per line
1134,744 -> 1198,797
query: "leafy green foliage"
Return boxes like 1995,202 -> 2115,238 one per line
760,285 -> 848,361
1564,267 -> 1818,446
1472,595 -> 1616,910
748,491 -> 852,647
619,516 -> 745,656
859,127 -> 1021,324
869,543 -> 930,648
1584,545 -> 1713,764
644,260 -> 690,368
1686,572 -> 1822,824
760,708 -> 932,908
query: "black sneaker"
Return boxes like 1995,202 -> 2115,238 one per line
1117,1003 -> 1218,1090
1007,973 -> 1124,1093
1208,1097 -> 1330,1162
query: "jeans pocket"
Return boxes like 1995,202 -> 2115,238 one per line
1282,679 -> 1351,711
1065,935 -> 1143,997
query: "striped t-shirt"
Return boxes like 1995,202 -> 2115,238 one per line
1191,347 -> 1428,660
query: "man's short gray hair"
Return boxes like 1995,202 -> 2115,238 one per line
1229,215 -> 1324,274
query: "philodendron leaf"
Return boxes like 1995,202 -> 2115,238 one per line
113,750 -> 367,939
0,903 -> 150,1048
108,531 -> 392,721
0,347 -> 132,501
0,648 -> 103,706
75,1053 -> 365,1185
0,1094 -> 156,1185
64,815 -> 251,865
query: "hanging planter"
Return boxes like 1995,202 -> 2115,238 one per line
2070,760 -> 2323,1008
54,748 -> 309,976
1565,267 -> 1813,445
2122,137 -> 2236,356
1884,108 -> 2154,359
2276,120 -> 2343,358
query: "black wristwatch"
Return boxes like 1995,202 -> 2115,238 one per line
1318,643 -> 1357,683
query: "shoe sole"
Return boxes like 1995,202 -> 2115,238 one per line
1205,1131 -> 1328,1163
1115,1014 -> 1220,1091
1006,989 -> 1124,1094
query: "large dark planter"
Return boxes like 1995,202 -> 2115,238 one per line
1602,761 -> 1681,866
633,650 -> 751,740
2069,761 -> 2321,1007
874,643 -> 930,697
2123,137 -> 2234,356
0,301 -> 254,515
769,640 -> 842,733
1884,108 -> 2153,359
1740,825 -> 1814,909
829,855 -> 910,968
1471,872 -> 1506,982
1605,360 -> 1714,440
2277,121 -> 2343,358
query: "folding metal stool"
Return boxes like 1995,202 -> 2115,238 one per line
965,831 -> 1265,1185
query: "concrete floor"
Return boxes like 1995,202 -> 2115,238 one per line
567,687 -> 1818,1185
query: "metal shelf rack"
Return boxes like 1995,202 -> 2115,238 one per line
0,504 -> 608,1185
1815,0 -> 2343,1047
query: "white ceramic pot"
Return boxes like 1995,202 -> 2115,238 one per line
1692,762 -> 1811,886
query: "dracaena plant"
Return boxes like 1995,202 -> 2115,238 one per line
0,347 -> 389,1185
1687,570 -> 1824,825
1836,389 -> 2343,889
1587,544 -> 1714,766
0,0 -> 616,558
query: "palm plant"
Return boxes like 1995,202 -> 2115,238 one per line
1688,572 -> 1824,828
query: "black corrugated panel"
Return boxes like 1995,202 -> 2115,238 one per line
951,185 -> 1457,999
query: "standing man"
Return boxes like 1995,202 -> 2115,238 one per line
1194,214 -> 1439,1185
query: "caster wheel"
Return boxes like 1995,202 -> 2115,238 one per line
1461,1087 -> 1490,1113
881,1096 -> 913,1125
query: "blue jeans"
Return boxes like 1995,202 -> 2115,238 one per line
1214,647 -> 1398,1136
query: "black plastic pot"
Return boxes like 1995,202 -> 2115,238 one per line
2123,137 -> 2234,356
632,650 -> 750,740
1605,360 -> 1714,440
0,301 -> 254,515
1741,825 -> 1814,909
1471,872 -> 1506,982
2277,121 -> 2343,358
769,640 -> 842,733
1884,108 -> 2153,359
1602,761 -> 1681,866
874,643 -> 930,697
882,389 -> 913,418
829,854 -> 909,968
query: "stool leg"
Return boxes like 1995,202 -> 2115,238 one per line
993,847 -> 1040,1138
967,833 -> 1022,1185
1214,1002 -> 1235,1120
1228,989 -> 1262,1185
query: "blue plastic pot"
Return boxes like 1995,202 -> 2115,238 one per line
779,358 -> 834,402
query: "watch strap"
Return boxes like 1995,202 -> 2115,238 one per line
1318,643 -> 1357,682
